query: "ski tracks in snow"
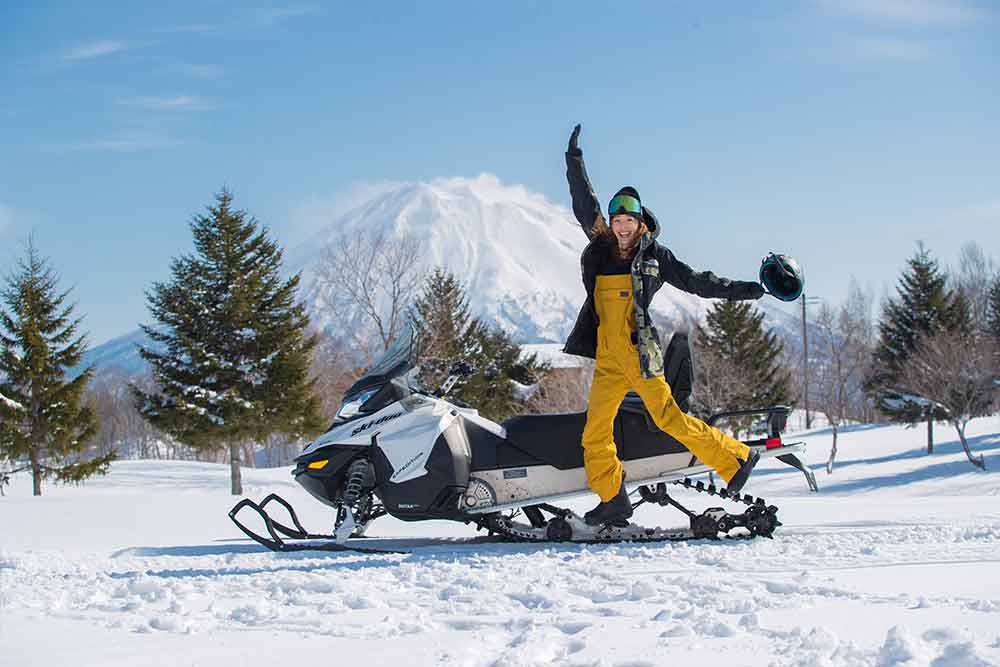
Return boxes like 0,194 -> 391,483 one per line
3,522 -> 1000,666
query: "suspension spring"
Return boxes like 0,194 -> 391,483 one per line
342,458 -> 370,507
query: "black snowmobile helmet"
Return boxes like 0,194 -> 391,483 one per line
759,253 -> 804,302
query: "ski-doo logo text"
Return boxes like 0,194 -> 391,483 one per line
351,412 -> 403,437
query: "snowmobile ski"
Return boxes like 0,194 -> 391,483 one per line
228,493 -> 401,554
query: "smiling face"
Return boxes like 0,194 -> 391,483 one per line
610,213 -> 641,251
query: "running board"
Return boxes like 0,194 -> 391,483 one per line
466,441 -> 810,515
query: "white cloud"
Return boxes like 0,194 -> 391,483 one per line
169,63 -> 226,78
119,95 -> 215,111
63,137 -> 183,152
818,0 -> 990,25
164,7 -> 319,34
849,36 -> 934,62
164,24 -> 221,34
254,7 -> 320,22
59,40 -> 128,62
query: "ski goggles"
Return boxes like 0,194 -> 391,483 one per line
608,194 -> 642,217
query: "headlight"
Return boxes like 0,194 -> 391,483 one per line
336,388 -> 379,420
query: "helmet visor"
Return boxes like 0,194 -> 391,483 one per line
608,194 -> 641,217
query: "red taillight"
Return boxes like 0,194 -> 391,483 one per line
765,437 -> 783,449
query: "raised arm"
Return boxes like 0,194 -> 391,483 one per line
565,124 -> 604,240
658,247 -> 765,301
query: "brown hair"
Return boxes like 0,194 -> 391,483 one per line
592,213 -> 648,260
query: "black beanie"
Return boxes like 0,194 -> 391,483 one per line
608,186 -> 641,217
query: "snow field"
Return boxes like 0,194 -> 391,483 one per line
2,417 -> 999,666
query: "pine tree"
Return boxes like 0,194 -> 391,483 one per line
867,244 -> 971,422
693,300 -> 791,433
466,326 -> 547,422
0,239 -> 111,495
411,268 -> 479,386
132,190 -> 325,494
987,275 -> 1000,344
987,276 -> 1000,378
410,268 -> 547,422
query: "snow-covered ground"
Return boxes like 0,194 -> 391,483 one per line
2,418 -> 999,666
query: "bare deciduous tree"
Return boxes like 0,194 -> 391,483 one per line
953,241 -> 997,333
898,329 -> 996,470
313,229 -> 424,359
87,372 -> 186,460
527,362 -> 594,414
812,282 -> 875,473
690,337 -> 748,437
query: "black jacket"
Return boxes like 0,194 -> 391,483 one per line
563,148 -> 763,371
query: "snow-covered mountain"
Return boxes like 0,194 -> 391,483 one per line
82,174 -> 804,376
285,174 -> 591,343
79,329 -> 150,378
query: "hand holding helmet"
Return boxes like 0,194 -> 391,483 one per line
759,253 -> 805,302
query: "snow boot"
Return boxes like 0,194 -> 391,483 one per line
584,478 -> 633,526
726,450 -> 760,494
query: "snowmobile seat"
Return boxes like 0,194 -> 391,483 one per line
499,411 -> 588,470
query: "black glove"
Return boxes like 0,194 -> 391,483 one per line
567,123 -> 582,155
733,281 -> 766,300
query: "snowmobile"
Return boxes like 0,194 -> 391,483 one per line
229,326 -> 817,553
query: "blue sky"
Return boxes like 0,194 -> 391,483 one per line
2,1 -> 998,345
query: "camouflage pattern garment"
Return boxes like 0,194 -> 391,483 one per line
630,233 -> 665,379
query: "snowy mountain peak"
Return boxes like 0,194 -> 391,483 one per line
289,174 -> 591,343
289,173 -> 724,344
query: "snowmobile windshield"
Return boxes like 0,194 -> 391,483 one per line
337,325 -> 417,413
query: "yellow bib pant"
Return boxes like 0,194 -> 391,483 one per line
582,275 -> 752,502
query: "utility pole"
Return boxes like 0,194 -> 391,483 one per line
801,293 -> 820,429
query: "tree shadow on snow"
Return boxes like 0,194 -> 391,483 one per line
778,431 -> 1000,494
789,422 -> 885,439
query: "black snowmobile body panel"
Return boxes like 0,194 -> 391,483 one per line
466,418 -> 548,471
293,445 -> 368,508
484,394 -> 690,473
373,418 -> 471,521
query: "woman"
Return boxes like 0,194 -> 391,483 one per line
563,124 -> 766,526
